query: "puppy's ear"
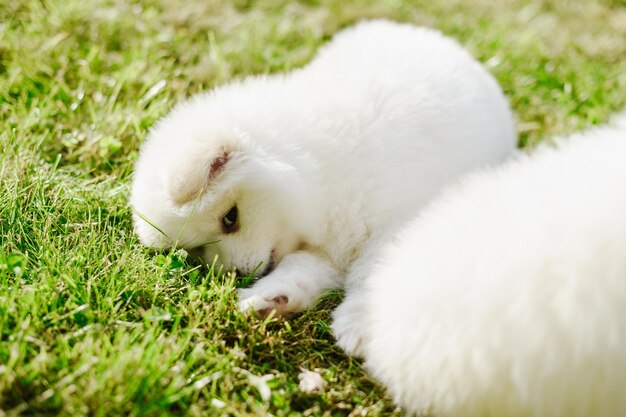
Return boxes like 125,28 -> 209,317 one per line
168,150 -> 231,205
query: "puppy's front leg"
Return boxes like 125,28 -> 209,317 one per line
238,251 -> 341,316
331,289 -> 368,357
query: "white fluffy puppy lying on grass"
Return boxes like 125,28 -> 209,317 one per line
130,20 -> 516,315
334,114 -> 626,417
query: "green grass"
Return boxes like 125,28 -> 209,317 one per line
1,0 -> 625,415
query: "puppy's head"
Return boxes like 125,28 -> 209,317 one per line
130,96 -> 319,276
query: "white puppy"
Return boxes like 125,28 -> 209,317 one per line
130,20 -> 516,315
333,113 -> 626,416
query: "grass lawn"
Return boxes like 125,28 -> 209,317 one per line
1,0 -> 625,415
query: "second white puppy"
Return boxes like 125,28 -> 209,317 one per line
130,20 -> 516,315
333,114 -> 626,417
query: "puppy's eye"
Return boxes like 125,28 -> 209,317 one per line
222,206 -> 238,233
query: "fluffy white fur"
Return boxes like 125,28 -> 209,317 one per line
130,20 -> 516,315
333,114 -> 626,416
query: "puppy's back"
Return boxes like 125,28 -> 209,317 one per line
360,118 -> 626,417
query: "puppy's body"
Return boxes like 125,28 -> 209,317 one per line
130,20 -> 516,314
334,115 -> 626,416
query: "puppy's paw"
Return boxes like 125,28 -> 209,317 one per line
238,288 -> 291,317
332,298 -> 367,357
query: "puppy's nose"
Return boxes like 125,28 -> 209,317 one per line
235,268 -> 246,277
187,247 -> 205,261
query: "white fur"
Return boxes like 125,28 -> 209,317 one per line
333,114 -> 626,416
130,20 -> 516,314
